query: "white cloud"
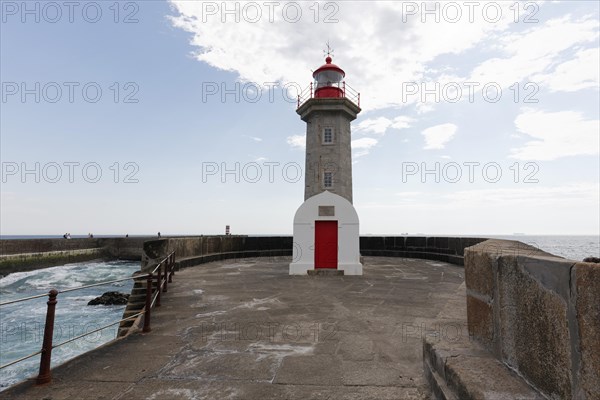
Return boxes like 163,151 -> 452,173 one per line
358,182 -> 600,235
416,103 -> 435,114
242,135 -> 262,142
510,109 -> 600,160
363,183 -> 600,209
421,123 -> 458,150
352,137 -> 378,148
168,2 -> 598,115
534,47 -> 600,92
468,16 -> 599,90
390,116 -> 413,130
395,191 -> 422,197
286,134 -> 305,149
352,137 -> 378,157
393,191 -> 423,202
168,1 -> 520,112
355,116 -> 413,136
355,117 -> 392,135
442,183 -> 600,206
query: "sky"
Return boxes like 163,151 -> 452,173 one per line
1,0 -> 599,236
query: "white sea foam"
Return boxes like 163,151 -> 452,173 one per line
0,269 -> 46,287
0,259 -> 139,391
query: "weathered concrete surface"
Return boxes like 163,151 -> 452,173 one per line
573,262 -> 600,399
3,256 -> 468,400
465,294 -> 493,348
463,239 -> 600,399
0,248 -> 105,277
423,283 -> 545,400
498,255 -> 573,399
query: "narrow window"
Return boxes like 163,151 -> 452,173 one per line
324,172 -> 333,188
323,127 -> 333,144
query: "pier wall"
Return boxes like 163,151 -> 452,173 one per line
141,236 -> 293,272
464,239 -> 599,399
0,235 -> 488,277
360,236 -> 487,266
0,237 -> 150,276
1,238 -> 102,255
136,235 -> 487,272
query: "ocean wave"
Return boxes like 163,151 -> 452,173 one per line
0,260 -> 138,390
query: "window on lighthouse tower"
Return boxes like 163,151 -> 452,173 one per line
324,172 -> 333,189
323,127 -> 334,144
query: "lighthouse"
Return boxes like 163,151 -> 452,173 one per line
289,49 -> 363,275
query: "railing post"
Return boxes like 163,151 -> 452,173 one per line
156,264 -> 161,307
171,253 -> 175,279
310,82 -> 313,98
36,289 -> 58,385
163,261 -> 168,293
343,81 -> 346,97
143,273 -> 152,333
358,93 -> 360,107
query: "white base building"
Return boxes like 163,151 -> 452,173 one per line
289,191 -> 362,275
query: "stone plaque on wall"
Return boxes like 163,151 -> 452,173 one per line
319,206 -> 335,216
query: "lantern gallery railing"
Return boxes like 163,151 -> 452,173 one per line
297,81 -> 361,109
0,251 -> 176,386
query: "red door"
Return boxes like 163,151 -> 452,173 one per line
315,221 -> 338,269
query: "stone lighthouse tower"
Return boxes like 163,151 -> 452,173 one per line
289,49 -> 363,275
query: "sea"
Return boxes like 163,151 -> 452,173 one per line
0,234 -> 597,390
0,260 -> 139,390
482,235 -> 599,261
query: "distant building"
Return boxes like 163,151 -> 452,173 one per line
290,51 -> 363,275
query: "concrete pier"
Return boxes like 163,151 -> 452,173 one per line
2,256 -> 468,399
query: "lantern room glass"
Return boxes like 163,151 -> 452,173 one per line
314,70 -> 344,90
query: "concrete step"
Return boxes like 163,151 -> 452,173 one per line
422,283 -> 544,400
131,287 -> 156,295
423,356 -> 456,400
125,303 -> 145,310
122,309 -> 144,318
307,269 -> 344,276
119,320 -> 134,328
423,336 -> 544,399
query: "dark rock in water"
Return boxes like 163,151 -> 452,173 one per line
583,257 -> 600,263
88,291 -> 129,306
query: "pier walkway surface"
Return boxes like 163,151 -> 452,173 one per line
4,256 -> 467,400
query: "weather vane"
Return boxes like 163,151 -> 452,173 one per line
323,41 -> 334,58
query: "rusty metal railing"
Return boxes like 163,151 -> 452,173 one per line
0,251 -> 176,385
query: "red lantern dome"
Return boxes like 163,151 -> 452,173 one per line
313,56 -> 345,98
296,50 -> 360,109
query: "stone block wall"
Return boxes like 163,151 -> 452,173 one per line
141,236 -> 294,272
464,239 -> 599,399
0,235 -> 487,275
0,237 -> 151,276
360,236 -> 487,266
0,238 -> 101,255
146,235 -> 487,271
